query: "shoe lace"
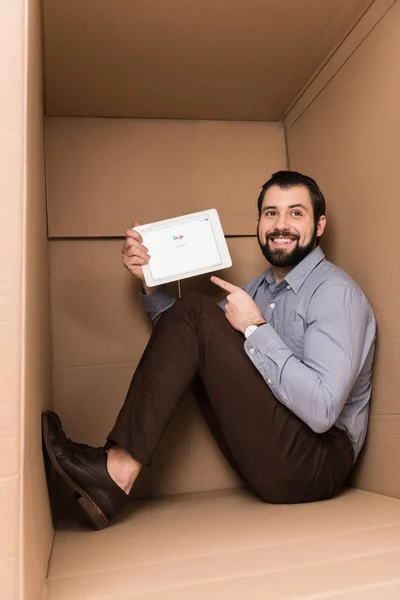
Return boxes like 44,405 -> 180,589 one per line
65,436 -> 105,456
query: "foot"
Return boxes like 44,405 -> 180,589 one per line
42,411 -> 129,530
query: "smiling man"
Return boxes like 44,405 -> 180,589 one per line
42,171 -> 376,530
258,182 -> 325,270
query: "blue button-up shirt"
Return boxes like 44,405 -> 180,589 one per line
141,247 -> 376,460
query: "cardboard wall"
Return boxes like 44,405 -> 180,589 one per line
46,119 -> 287,497
285,0 -> 400,498
0,1 -> 26,597
45,118 -> 285,237
23,0 -> 54,599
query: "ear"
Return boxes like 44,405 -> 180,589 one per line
316,215 -> 326,238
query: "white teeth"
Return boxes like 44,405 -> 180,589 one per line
272,238 -> 293,244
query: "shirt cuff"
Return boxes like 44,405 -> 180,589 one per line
244,323 -> 283,353
139,286 -> 175,321
244,323 -> 294,391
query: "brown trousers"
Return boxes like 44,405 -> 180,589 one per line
107,293 -> 354,504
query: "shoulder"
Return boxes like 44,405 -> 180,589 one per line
242,270 -> 269,293
308,259 -> 375,322
313,259 -> 366,296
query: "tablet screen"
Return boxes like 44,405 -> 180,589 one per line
143,214 -> 223,282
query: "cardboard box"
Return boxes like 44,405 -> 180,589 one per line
3,0 -> 400,599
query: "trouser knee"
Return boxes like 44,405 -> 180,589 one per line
172,293 -> 217,319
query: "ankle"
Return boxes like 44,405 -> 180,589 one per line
107,446 -> 142,495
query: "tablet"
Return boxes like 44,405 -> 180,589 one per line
133,209 -> 232,287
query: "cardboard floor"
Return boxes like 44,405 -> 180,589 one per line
46,487 -> 400,599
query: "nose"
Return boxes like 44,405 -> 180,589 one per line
275,212 -> 290,231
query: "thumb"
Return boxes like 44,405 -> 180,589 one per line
132,221 -> 140,228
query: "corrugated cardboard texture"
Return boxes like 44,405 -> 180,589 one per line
42,0 -> 373,120
0,1 -> 25,597
285,1 -> 400,498
45,118 -> 286,237
23,1 -> 54,599
50,238 -> 266,496
46,488 -> 400,599
284,0 -> 397,127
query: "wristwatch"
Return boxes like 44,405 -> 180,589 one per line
244,322 -> 265,339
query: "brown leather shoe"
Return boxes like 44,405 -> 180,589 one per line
42,410 -> 129,530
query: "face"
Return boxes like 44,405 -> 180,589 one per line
257,185 -> 326,268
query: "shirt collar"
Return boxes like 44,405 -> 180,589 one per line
264,246 -> 325,294
265,268 -> 276,286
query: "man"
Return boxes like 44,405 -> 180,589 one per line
43,170 -> 376,530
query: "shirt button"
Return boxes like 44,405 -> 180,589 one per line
287,285 -> 291,290
267,378 -> 272,384
270,303 -> 276,309
249,347 -> 255,354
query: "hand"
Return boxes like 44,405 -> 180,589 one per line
211,276 -> 265,334
122,223 -> 155,294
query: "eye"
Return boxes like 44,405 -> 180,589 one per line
264,210 -> 277,217
291,210 -> 303,217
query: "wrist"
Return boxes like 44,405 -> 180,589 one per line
143,283 -> 157,295
244,320 -> 266,338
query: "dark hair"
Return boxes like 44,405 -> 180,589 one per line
257,170 -> 326,224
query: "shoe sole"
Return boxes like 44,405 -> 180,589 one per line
42,413 -> 109,530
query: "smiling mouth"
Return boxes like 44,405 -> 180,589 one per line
269,237 -> 297,245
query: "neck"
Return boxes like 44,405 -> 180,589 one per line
270,265 -> 294,284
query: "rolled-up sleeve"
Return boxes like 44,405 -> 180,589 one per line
139,286 -> 176,324
244,283 -> 372,433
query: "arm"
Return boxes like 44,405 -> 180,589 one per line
139,286 -> 176,325
244,283 -> 373,433
139,257 -> 263,323
122,224 -> 176,325
143,273 -> 260,324
143,273 -> 259,325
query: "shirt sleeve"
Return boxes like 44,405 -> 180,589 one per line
139,286 -> 176,324
244,282 -> 373,433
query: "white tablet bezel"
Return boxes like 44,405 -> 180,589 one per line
133,209 -> 232,287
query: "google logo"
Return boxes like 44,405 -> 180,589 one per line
173,235 -> 184,240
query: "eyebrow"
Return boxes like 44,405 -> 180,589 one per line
262,203 -> 309,211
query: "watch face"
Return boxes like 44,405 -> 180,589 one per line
245,325 -> 258,338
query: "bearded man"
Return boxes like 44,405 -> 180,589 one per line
43,170 -> 376,530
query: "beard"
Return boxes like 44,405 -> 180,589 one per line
258,224 -> 318,268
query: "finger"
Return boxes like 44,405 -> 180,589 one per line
125,238 -> 149,254
126,236 -> 147,249
125,256 -> 148,266
126,228 -> 143,244
210,276 -> 237,293
126,245 -> 150,260
126,251 -> 150,264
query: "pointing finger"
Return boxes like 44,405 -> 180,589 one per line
210,276 -> 237,293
